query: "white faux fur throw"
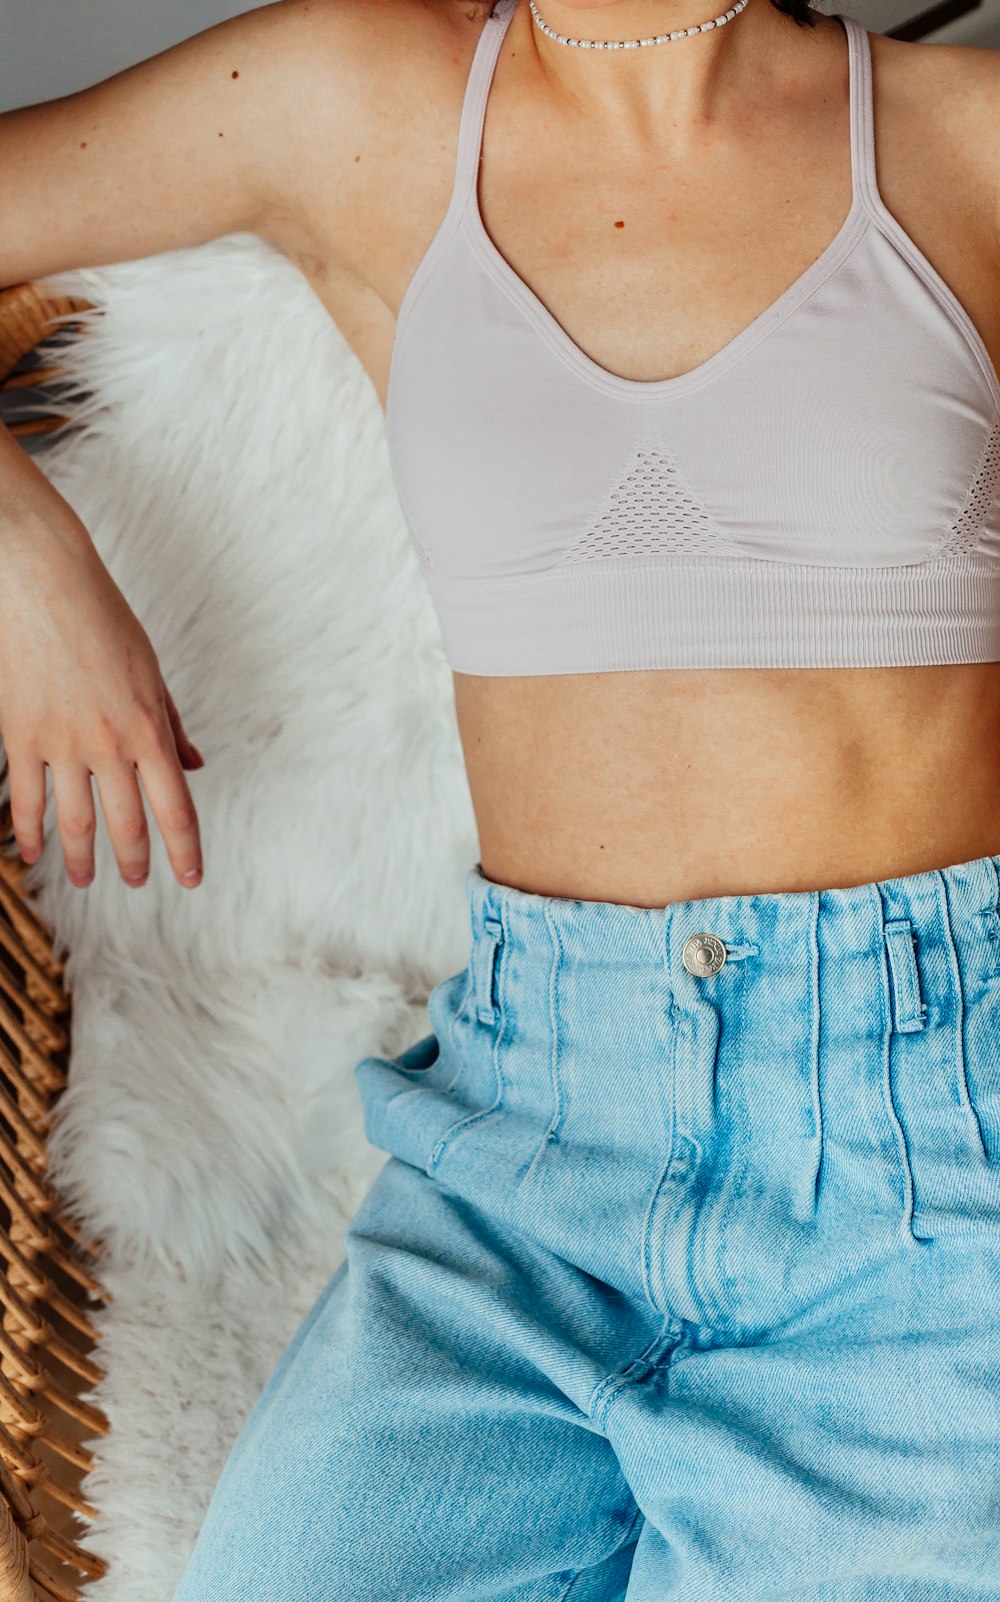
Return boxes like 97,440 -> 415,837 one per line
5,231 -> 479,1599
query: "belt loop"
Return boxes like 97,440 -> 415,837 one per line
985,854 -> 1000,921
976,855 -> 1000,975
883,918 -> 927,1033
474,916 -> 504,1025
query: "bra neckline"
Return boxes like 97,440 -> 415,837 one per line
387,3 -> 1000,417
463,5 -> 872,400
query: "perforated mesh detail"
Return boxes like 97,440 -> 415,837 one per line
933,416 -> 1000,560
557,447 -> 737,564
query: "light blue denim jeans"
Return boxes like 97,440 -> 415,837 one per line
170,853 -> 1000,1599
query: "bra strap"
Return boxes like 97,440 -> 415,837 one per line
840,11 -> 879,215
452,0 -> 518,213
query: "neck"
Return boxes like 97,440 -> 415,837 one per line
510,0 -> 817,135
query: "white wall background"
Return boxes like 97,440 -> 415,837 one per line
0,0 -> 271,112
0,0 -> 997,113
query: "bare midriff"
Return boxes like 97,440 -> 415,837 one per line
452,663 -> 1000,906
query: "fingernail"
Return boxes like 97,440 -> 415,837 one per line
181,868 -> 202,885
124,871 -> 148,887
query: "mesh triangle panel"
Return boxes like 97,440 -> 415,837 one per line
557,446 -> 737,564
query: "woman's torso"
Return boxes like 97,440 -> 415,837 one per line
279,0 -> 1000,906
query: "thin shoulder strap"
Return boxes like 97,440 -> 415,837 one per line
838,12 -> 879,214
452,0 -> 519,213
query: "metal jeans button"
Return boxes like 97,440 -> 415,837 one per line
682,932 -> 727,977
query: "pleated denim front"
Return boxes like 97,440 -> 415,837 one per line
170,850 -> 1000,1600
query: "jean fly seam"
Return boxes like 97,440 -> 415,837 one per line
690,999 -> 744,1331
639,1001 -> 681,1314
703,964 -> 783,1336
804,889 -> 824,1215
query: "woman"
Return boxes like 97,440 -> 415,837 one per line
2,0 -> 999,1593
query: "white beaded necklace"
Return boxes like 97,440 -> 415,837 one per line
527,0 -> 750,47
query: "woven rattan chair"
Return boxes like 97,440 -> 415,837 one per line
0,280 -> 110,1601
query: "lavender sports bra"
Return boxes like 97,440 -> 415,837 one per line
386,0 -> 1000,675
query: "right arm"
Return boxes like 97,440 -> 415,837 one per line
0,0 -> 388,891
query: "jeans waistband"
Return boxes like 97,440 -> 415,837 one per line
464,850 -> 1000,1005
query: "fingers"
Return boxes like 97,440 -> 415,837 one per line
49,764 -> 99,888
8,751 -> 48,866
90,761 -> 151,887
39,749 -> 202,890
133,746 -> 203,889
91,725 -> 203,890
4,691 -> 205,890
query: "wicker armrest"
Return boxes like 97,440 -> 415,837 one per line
0,284 -> 96,441
0,283 -> 109,1602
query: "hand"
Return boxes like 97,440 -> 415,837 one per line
0,508 -> 205,891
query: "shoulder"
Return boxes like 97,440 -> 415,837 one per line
238,0 -> 484,115
221,0 -> 488,277
253,2 -> 484,188
867,28 -> 1000,255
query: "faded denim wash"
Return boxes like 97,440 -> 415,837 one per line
170,852 -> 1000,1600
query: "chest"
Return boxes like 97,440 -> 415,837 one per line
315,20 -> 1000,415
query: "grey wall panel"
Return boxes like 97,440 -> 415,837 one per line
0,0 -> 272,113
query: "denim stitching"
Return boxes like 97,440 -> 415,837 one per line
639,1006 -> 681,1314
587,1317 -> 686,1433
431,968 -> 474,1096
691,1005 -> 734,1330
475,916 -> 504,1025
553,1501 -> 646,1602
702,960 -> 761,1334
804,889 -> 824,1214
518,904 -> 565,1189
540,901 -> 565,1146
934,869 -> 989,1162
975,856 -> 1000,977
873,882 -> 920,1243
428,914 -> 508,1170
883,919 -> 927,1033
977,908 -> 1000,979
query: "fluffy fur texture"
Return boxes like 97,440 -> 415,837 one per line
6,231 -> 479,1597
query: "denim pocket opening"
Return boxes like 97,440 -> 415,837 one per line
395,1031 -> 442,1076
